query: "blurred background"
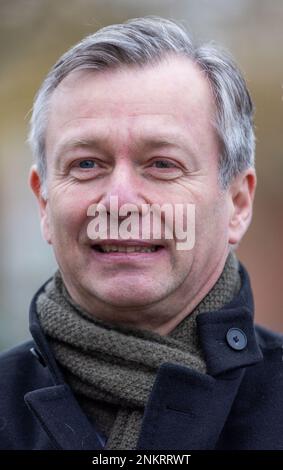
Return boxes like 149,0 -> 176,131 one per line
0,0 -> 282,351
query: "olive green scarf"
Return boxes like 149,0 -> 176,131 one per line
36,251 -> 240,450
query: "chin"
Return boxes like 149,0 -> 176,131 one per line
91,283 -> 163,308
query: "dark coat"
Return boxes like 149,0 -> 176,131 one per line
1,264 -> 283,450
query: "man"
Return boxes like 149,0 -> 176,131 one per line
0,16 -> 282,451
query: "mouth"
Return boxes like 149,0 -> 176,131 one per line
91,240 -> 165,255
92,244 -> 163,254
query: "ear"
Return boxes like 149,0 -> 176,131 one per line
228,168 -> 256,246
29,165 -> 52,244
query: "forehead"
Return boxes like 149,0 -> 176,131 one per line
50,55 -> 214,113
46,56 -> 217,154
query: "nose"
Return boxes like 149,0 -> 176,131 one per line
99,160 -> 146,214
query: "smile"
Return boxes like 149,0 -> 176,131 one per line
93,244 -> 161,253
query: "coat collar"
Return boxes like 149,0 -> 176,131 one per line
26,278 -> 106,450
29,276 -> 65,386
197,262 -> 263,375
26,261 -> 263,450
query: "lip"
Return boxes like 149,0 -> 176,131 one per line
92,239 -> 164,247
89,239 -> 166,263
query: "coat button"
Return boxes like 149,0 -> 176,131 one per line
226,328 -> 247,351
30,347 -> 46,367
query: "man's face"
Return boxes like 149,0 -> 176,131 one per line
34,56 -> 234,326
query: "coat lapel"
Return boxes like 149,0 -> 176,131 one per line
137,363 -> 244,450
25,384 -> 105,450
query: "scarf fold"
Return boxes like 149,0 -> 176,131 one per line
36,251 -> 240,450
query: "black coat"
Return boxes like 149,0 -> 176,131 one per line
1,264 -> 283,450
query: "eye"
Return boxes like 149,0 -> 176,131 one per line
79,160 -> 96,169
151,160 -> 177,169
145,158 -> 183,181
69,158 -> 103,180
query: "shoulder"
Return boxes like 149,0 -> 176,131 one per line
255,323 -> 283,352
0,340 -> 34,366
240,323 -> 283,398
0,341 -> 54,450
0,340 -> 53,400
219,324 -> 283,449
250,324 -> 283,386
0,340 -> 35,378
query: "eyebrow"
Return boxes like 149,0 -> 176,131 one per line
54,138 -> 107,160
54,133 -> 196,161
140,137 -> 187,150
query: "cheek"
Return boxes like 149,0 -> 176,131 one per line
48,190 -> 91,242
195,194 -> 228,241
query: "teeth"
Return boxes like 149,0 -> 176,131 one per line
99,244 -> 157,253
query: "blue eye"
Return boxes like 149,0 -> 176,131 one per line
79,160 -> 95,169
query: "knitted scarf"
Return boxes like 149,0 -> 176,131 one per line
36,251 -> 240,450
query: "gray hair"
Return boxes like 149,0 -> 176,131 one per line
28,16 -> 255,195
